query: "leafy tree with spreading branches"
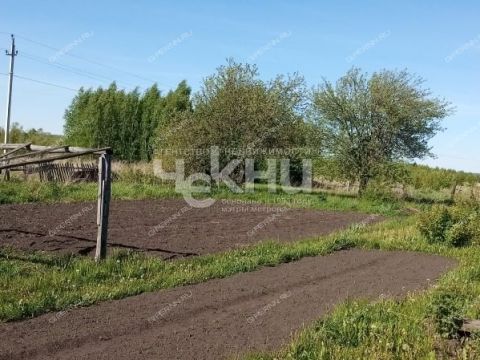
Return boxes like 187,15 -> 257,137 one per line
312,68 -> 452,194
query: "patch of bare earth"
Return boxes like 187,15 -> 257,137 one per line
0,199 -> 381,259
0,249 -> 455,360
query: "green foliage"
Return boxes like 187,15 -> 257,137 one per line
0,123 -> 62,145
312,68 -> 452,194
115,167 -> 160,185
429,290 -> 465,338
446,221 -> 474,247
361,181 -> 399,203
417,201 -> 480,246
63,81 -> 192,161
156,60 -> 310,182
316,301 -> 399,348
417,205 -> 453,244
409,163 -> 479,191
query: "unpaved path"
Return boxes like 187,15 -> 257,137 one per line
0,249 -> 455,360
0,199 -> 381,259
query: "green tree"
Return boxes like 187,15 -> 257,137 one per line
1,123 -> 62,145
157,60 -> 309,182
63,81 -> 192,161
312,68 -> 452,194
139,84 -> 162,161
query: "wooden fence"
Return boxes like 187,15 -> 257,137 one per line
24,162 -> 99,182
0,143 -> 113,261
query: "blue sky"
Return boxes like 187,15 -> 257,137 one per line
0,0 -> 478,172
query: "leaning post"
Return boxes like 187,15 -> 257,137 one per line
95,151 -> 112,261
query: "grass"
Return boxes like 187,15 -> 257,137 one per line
0,235 -> 353,322
245,217 -> 480,359
2,179 -> 479,357
0,179 -> 180,204
0,179 -> 411,216
3,215 -> 480,358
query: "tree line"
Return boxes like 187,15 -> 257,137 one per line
62,59 -> 476,194
64,80 -> 191,162
0,123 -> 62,146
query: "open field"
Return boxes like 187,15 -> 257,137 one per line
1,182 -> 479,358
0,180 -> 406,215
0,249 -> 454,360
3,3 -> 480,358
0,199 -> 380,259
1,195 -> 480,358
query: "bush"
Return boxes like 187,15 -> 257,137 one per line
417,205 -> 453,244
446,221 -> 473,247
470,214 -> 480,246
417,202 -> 480,247
429,291 -> 465,339
156,61 -> 310,183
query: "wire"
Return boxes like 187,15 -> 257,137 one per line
20,52 -> 110,82
18,51 -> 137,88
14,74 -> 78,91
0,71 -> 78,92
14,34 -> 161,85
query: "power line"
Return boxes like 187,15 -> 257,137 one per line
14,33 -> 160,85
18,51 -> 137,88
14,74 -> 78,91
19,52 -> 110,83
0,71 -> 78,92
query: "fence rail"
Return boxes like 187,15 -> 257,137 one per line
24,162 -> 99,182
0,143 -> 113,261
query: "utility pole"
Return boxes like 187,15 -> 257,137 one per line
4,34 -> 17,146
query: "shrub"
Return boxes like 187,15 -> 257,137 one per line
469,213 -> 480,246
156,61 -> 309,182
429,291 -> 465,339
417,201 -> 480,247
446,221 -> 473,247
417,205 -> 453,244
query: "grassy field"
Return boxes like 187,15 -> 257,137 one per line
1,179 -> 480,358
0,179 -> 417,216
2,214 -> 480,358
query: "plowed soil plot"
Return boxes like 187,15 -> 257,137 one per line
0,249 -> 454,360
0,199 -> 381,259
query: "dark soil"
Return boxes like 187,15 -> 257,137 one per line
0,199 -> 381,259
0,249 -> 455,360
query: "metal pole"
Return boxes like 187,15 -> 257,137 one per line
4,34 -> 17,146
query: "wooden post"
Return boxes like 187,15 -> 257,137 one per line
450,179 -> 458,202
95,152 -> 112,261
